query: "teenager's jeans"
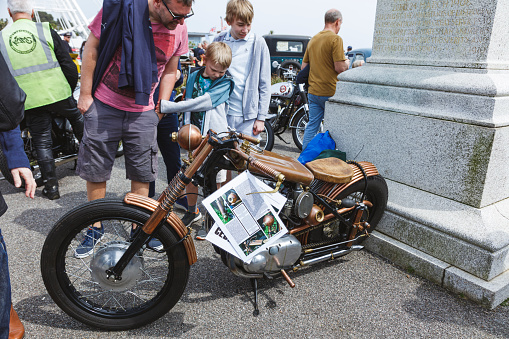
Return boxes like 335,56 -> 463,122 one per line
0,229 -> 11,338
302,93 -> 330,151
148,113 -> 188,208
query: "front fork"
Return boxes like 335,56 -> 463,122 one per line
106,171 -> 189,281
106,142 -> 214,282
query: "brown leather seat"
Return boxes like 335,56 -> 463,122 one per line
305,157 -> 354,184
9,305 -> 24,339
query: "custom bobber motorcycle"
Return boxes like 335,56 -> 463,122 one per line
40,124 -> 388,330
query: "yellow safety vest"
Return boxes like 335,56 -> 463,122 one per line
0,20 -> 71,110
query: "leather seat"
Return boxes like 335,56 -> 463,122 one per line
305,157 -> 354,184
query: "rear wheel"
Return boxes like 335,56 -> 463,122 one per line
40,199 -> 190,330
334,175 -> 388,243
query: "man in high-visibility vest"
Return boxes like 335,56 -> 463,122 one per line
0,0 -> 84,200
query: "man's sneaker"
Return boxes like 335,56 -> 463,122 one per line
195,223 -> 208,240
181,209 -> 202,227
75,225 -> 104,258
130,227 -> 163,251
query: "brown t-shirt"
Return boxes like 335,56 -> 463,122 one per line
303,30 -> 346,97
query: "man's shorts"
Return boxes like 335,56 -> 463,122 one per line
76,99 -> 159,183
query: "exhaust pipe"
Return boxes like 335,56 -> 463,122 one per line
293,245 -> 364,269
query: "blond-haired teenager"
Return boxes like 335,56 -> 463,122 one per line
157,42 -> 234,239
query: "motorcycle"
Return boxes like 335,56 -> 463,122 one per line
267,61 -> 322,150
0,111 -> 81,187
0,85 -> 124,187
40,124 -> 388,330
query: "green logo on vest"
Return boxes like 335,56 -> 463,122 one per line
9,30 -> 37,54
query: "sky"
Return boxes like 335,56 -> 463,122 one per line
1,0 -> 378,49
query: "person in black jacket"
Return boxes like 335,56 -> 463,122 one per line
1,0 -> 84,200
0,52 -> 36,339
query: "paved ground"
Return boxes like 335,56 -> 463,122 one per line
2,132 -> 508,338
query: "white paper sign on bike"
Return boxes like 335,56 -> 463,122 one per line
202,171 -> 287,262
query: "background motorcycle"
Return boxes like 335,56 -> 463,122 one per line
0,84 -> 123,186
40,125 -> 388,329
267,61 -> 323,150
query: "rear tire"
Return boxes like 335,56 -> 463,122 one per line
334,175 -> 388,243
40,199 -> 190,330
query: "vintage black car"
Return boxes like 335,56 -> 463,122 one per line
263,34 -> 311,76
346,48 -> 372,69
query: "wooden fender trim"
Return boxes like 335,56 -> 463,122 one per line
317,161 -> 380,199
124,193 -> 197,265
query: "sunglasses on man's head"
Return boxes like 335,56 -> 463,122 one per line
162,0 -> 194,21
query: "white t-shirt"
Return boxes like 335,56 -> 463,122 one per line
222,31 -> 254,116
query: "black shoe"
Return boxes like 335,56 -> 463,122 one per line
42,185 -> 60,200
181,209 -> 202,227
195,223 -> 208,240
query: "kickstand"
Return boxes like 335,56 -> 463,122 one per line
275,133 -> 290,144
251,278 -> 259,316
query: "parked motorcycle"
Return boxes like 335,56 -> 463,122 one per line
40,124 -> 388,330
267,61 -> 322,150
0,111 -> 80,187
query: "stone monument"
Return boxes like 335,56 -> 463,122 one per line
326,0 -> 509,308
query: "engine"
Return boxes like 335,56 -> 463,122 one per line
239,234 -> 302,273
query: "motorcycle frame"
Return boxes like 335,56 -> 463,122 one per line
114,129 -> 381,280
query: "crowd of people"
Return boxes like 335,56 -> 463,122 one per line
0,0 -> 350,336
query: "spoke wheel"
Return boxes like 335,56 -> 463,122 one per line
41,199 -> 189,330
258,122 -> 274,151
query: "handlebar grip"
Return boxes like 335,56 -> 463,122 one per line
247,156 -> 285,182
238,133 -> 260,145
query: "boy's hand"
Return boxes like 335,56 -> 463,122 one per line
252,120 -> 265,136
155,101 -> 163,120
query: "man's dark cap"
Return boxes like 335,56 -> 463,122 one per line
63,32 -> 71,37
347,46 -> 352,49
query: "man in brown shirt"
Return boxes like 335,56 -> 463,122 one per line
301,9 -> 349,150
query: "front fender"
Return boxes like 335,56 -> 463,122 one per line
124,193 -> 197,265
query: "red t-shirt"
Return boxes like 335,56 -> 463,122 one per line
89,9 -> 188,112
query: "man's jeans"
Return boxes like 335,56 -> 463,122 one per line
302,93 -> 330,151
0,229 -> 11,338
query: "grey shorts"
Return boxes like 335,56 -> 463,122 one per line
226,115 -> 259,139
76,99 -> 159,183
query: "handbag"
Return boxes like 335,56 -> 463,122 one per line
0,54 -> 26,132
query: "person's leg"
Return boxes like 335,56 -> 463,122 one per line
131,181 -> 149,197
48,96 -> 84,142
301,94 -> 329,151
75,100 -> 121,258
123,109 -> 163,249
0,229 -> 11,338
25,109 -> 60,199
155,113 -> 188,208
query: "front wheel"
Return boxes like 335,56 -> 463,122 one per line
292,108 -> 324,151
258,121 -> 274,151
40,199 -> 190,330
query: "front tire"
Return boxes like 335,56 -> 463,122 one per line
40,199 -> 190,330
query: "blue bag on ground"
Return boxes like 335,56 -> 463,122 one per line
298,131 -> 336,164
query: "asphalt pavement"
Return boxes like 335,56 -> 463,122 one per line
2,131 -> 508,338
